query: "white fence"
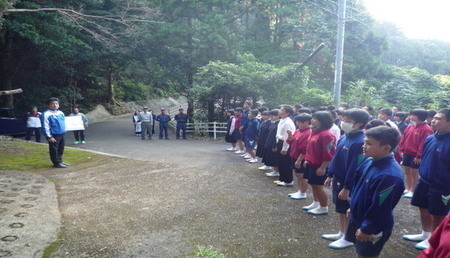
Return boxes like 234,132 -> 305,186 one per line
163,104 -> 227,139
185,122 -> 227,139
169,121 -> 227,139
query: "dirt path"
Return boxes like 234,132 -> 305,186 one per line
38,116 -> 422,257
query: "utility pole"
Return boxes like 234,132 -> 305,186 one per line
333,0 -> 346,107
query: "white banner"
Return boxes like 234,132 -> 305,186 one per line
65,116 -> 85,131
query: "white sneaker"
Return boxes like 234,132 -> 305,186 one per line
322,232 -> 343,241
248,158 -> 258,163
227,147 -> 237,151
307,206 -> 328,215
403,191 -> 413,198
302,202 -> 319,210
403,189 -> 409,194
277,181 -> 294,186
273,180 -> 282,184
243,154 -> 251,159
402,231 -> 431,242
258,165 -> 272,170
234,150 -> 245,154
328,236 -> 354,249
289,191 -> 307,200
415,239 -> 430,250
265,171 -> 280,177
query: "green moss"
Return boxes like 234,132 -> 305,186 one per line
42,230 -> 64,258
194,245 -> 225,258
0,139 -> 98,171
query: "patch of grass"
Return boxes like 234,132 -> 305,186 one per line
195,245 -> 225,258
42,230 -> 64,258
0,138 -> 98,171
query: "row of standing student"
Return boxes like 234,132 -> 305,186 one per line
225,105 -> 450,258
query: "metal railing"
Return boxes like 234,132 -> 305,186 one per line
184,122 -> 227,139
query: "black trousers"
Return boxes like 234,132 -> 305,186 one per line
49,134 -> 65,165
26,127 -> 41,142
73,130 -> 85,141
277,140 -> 293,183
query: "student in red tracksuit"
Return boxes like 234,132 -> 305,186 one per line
398,109 -> 434,198
286,113 -> 312,200
302,111 -> 336,215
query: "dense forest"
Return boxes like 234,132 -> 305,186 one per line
1,0 -> 449,121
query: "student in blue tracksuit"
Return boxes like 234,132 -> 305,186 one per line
41,97 -> 69,168
323,109 -> 370,249
174,108 -> 188,139
239,101 -> 252,141
244,109 -> 260,163
156,108 -> 171,139
403,109 -> 450,250
345,126 -> 404,258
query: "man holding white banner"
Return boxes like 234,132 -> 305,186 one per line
69,108 -> 89,144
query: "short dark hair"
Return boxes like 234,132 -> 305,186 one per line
437,109 -> 450,121
298,108 -> 311,114
250,109 -> 259,117
364,106 -> 374,112
393,112 -> 408,122
258,107 -> 268,113
365,126 -> 400,152
262,111 -> 270,116
427,110 -> 437,118
294,113 -> 312,124
235,107 -> 243,113
294,104 -> 303,110
365,119 -> 386,130
226,109 -> 235,115
342,109 -> 370,129
313,111 -> 334,130
379,107 -> 392,117
410,109 -> 428,122
280,105 -> 294,115
329,110 -> 338,120
327,105 -> 336,111
46,97 -> 59,105
339,104 -> 350,109
270,109 -> 279,116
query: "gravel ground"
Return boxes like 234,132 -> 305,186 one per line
1,115 -> 423,257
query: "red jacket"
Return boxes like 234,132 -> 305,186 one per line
418,214 -> 450,258
287,127 -> 312,160
234,114 -> 242,129
399,123 -> 433,158
305,129 -> 336,168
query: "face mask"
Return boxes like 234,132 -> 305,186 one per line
341,122 -> 354,133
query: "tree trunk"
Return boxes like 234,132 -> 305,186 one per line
0,30 -> 14,108
207,99 -> 215,122
107,66 -> 119,106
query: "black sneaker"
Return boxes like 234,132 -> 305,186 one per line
61,162 -> 70,167
54,163 -> 68,168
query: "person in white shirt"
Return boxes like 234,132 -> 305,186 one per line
25,106 -> 42,142
378,108 -> 399,130
274,105 -> 296,186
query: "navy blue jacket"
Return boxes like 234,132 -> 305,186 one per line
244,118 -> 260,141
350,155 -> 404,235
156,114 -> 171,124
419,132 -> 450,192
327,130 -> 365,190
240,108 -> 250,129
174,113 -> 188,124
264,120 -> 279,149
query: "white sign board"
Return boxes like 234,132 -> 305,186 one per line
65,116 -> 85,131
